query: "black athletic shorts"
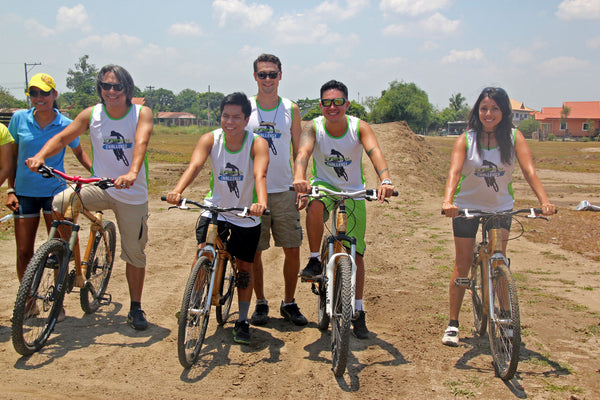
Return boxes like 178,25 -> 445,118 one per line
195,216 -> 261,263
452,215 -> 512,238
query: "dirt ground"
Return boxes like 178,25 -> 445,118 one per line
1,122 -> 599,399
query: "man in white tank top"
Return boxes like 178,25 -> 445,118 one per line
293,80 -> 395,339
246,54 -> 307,327
26,65 -> 153,331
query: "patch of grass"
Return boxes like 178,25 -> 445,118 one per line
566,303 -> 589,312
540,251 -> 568,261
542,378 -> 583,393
523,269 -> 558,275
558,279 -> 576,285
582,286 -> 594,291
443,379 -> 479,398
573,324 -> 600,337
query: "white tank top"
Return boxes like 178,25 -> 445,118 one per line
454,129 -> 516,211
311,115 -> 365,191
204,129 -> 259,228
247,96 -> 294,193
89,104 -> 148,204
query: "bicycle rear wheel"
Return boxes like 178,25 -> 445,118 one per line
178,256 -> 212,368
215,257 -> 235,325
12,240 -> 68,355
470,260 -> 487,336
80,221 -> 116,313
488,263 -> 521,381
317,237 -> 331,330
331,254 -> 353,377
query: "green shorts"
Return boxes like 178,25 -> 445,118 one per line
309,182 -> 366,255
257,190 -> 303,251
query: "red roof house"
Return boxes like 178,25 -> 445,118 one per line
535,101 -> 600,138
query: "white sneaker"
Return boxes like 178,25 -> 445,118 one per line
442,326 -> 459,347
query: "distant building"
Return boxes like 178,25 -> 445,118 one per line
535,101 -> 600,139
510,99 -> 536,125
155,111 -> 200,127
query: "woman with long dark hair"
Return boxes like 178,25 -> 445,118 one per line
440,87 -> 556,346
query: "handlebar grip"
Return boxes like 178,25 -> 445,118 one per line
392,190 -> 399,196
263,209 -> 271,216
160,195 -> 167,201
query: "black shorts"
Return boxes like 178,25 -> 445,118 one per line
195,217 -> 261,263
452,215 -> 512,238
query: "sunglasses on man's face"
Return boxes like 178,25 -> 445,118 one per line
256,71 -> 279,80
28,89 -> 53,97
99,82 -> 124,92
320,98 -> 347,107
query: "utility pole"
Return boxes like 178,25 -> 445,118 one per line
24,62 -> 42,108
145,85 -> 154,110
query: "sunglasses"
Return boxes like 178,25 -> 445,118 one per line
256,71 -> 280,80
99,82 -> 124,91
28,89 -> 53,97
320,98 -> 346,107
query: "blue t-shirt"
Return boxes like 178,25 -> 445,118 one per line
8,108 -> 79,197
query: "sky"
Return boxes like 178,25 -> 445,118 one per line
1,0 -> 599,112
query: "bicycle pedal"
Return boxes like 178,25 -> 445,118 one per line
454,277 -> 471,288
300,274 -> 323,283
310,282 -> 319,296
98,293 -> 112,305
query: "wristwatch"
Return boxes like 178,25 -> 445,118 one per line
6,188 -> 15,194
381,179 -> 393,186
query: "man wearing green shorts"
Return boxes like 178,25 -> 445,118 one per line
293,80 -> 395,339
246,54 -> 307,326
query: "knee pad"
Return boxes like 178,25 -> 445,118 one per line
236,271 -> 251,289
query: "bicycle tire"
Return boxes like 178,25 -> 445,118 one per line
215,257 -> 235,325
80,221 -> 116,313
471,260 -> 487,336
488,263 -> 521,381
12,240 -> 69,355
331,254 -> 353,377
317,237 -> 331,330
178,256 -> 212,368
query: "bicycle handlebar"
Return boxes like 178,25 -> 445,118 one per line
289,185 -> 398,201
442,208 -> 556,219
160,196 -> 270,216
38,165 -> 114,189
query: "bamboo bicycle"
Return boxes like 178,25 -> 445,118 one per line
12,165 -> 116,356
299,185 -> 397,377
453,207 -> 553,380
162,196 -> 267,368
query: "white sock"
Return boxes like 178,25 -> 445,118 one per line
355,299 -> 363,311
310,252 -> 320,260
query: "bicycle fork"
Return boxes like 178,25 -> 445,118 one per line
323,235 -> 358,319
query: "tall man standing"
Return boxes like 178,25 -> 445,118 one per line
247,54 -> 307,326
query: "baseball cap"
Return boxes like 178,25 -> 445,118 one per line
27,73 -> 56,93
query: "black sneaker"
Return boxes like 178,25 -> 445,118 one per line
233,320 -> 251,345
352,310 -> 369,339
280,301 -> 308,326
127,309 -> 149,330
251,302 -> 269,326
300,257 -> 322,279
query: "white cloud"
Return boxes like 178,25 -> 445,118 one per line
56,4 -> 91,32
168,22 -> 203,37
365,56 -> 404,68
274,14 -> 341,45
556,0 -> 600,20
382,24 -> 406,36
539,56 -> 590,75
75,33 -> 143,50
422,40 -> 439,50
25,18 -> 54,38
420,12 -> 460,33
380,0 -> 451,16
212,0 -> 273,29
442,48 -> 485,64
315,0 -> 370,20
509,48 -> 533,65
586,36 -> 600,48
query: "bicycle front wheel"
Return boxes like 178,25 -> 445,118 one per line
470,260 -> 487,336
488,264 -> 521,381
215,257 -> 235,325
317,237 -> 331,330
12,240 -> 69,355
178,256 -> 212,368
80,221 -> 116,314
331,254 -> 353,377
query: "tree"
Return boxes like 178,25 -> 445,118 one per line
370,80 -> 432,132
143,88 -> 176,112
296,98 -> 320,118
449,92 -> 466,112
58,55 -> 99,116
560,105 -> 571,138
0,86 -> 27,110
518,117 -> 540,138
